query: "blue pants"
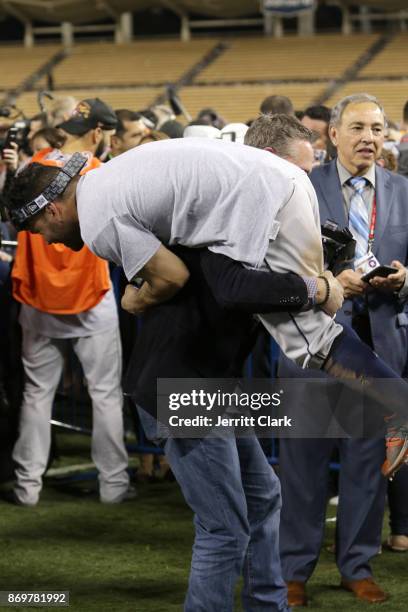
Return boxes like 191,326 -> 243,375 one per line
279,437 -> 386,581
328,323 -> 408,537
138,408 -> 289,612
278,321 -> 408,582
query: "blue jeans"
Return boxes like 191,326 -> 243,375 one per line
138,407 -> 289,612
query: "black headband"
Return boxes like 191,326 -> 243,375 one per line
9,152 -> 87,229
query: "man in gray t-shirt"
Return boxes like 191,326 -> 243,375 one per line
77,138 -> 344,366
4,137 -> 344,356
6,137 -> 343,365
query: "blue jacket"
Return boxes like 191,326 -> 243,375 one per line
310,159 -> 408,373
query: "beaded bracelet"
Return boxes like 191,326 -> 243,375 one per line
317,275 -> 330,306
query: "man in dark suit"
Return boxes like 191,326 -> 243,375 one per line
279,93 -> 408,606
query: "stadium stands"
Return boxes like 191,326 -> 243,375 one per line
322,33 -> 408,122
2,32 -> 407,124
360,33 -> 408,78
197,35 -> 378,82
0,44 -> 61,92
51,40 -> 217,87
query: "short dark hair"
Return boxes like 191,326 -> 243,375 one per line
196,108 -> 225,130
114,109 -> 143,137
244,113 -> 313,156
260,95 -> 294,116
303,105 -> 331,124
4,163 -> 62,227
31,127 -> 66,149
160,119 -> 184,139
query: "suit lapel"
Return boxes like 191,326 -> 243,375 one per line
316,161 -> 347,227
372,167 -> 393,256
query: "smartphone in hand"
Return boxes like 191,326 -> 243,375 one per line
361,265 -> 398,282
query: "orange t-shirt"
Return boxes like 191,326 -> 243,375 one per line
12,149 -> 111,314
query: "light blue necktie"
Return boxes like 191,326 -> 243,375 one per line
348,176 -> 369,260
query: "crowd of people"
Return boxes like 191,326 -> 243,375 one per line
0,87 -> 408,611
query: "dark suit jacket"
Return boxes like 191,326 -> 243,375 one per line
311,159 -> 408,373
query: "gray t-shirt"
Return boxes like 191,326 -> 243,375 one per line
77,138 -> 343,367
77,138 -> 299,279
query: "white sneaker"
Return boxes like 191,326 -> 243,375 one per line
386,534 -> 408,552
100,485 -> 137,504
329,495 -> 339,506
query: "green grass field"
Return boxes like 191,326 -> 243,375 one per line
0,432 -> 407,612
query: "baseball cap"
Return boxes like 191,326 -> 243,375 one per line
58,98 -> 118,136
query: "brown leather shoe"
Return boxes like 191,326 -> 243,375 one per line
341,578 -> 388,603
287,581 -> 307,607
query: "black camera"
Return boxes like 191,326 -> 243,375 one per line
0,120 -> 30,157
321,220 -> 356,275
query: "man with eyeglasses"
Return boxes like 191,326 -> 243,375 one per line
279,94 -> 408,606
